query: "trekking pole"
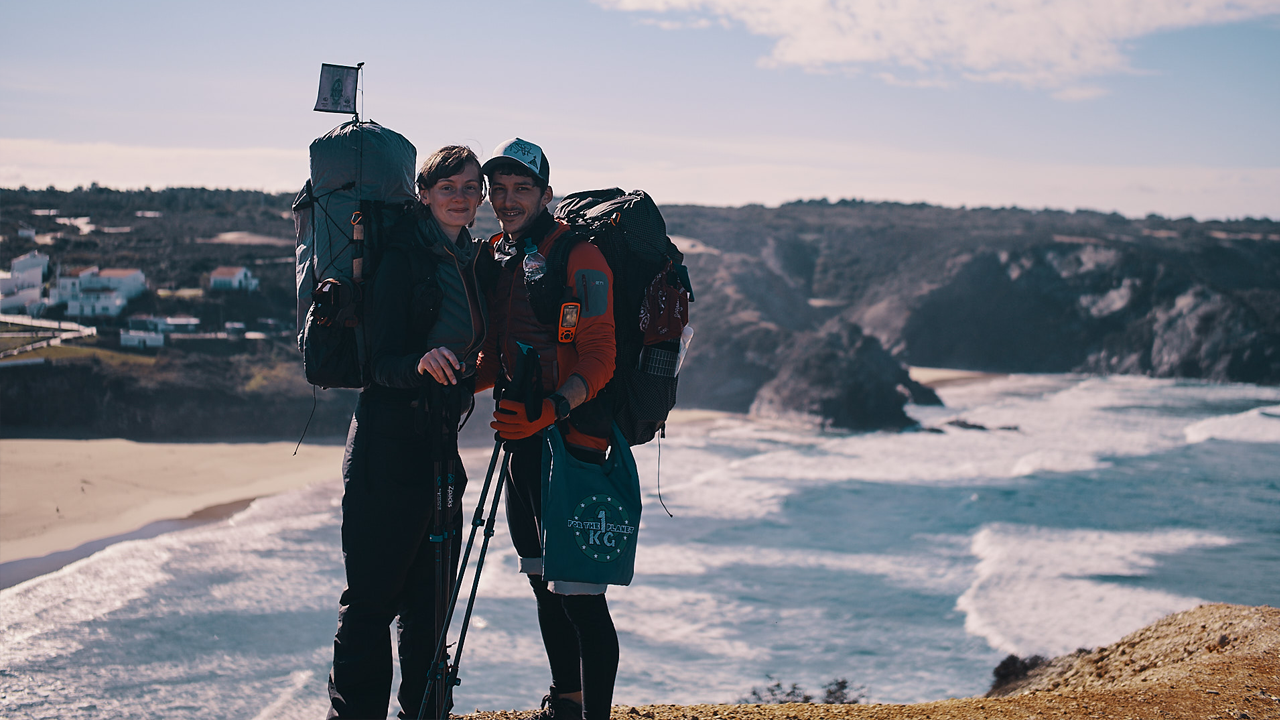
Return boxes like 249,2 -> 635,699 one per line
417,439 -> 508,719
419,344 -> 540,718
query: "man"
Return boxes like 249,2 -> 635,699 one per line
473,138 -> 619,720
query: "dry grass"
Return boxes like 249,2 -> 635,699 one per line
0,337 -> 40,352
462,605 -> 1279,720
26,343 -> 156,366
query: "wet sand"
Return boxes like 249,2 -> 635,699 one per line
0,438 -> 346,566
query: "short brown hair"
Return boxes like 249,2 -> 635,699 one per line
417,145 -> 483,190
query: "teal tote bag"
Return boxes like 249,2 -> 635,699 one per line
540,423 -> 642,587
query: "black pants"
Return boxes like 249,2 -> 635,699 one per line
329,397 -> 467,720
505,436 -> 619,720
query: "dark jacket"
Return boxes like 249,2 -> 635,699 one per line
364,209 -> 487,404
476,210 -> 616,449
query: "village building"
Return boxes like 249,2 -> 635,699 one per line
127,314 -> 202,333
208,266 -> 259,291
53,266 -> 148,318
11,251 -> 49,277
67,287 -> 127,317
0,251 -> 50,314
120,329 -> 165,349
91,268 -> 147,298
53,266 -> 100,301
120,314 -> 204,348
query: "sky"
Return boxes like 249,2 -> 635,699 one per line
2,0 -> 1278,220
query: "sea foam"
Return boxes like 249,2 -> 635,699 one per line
956,523 -> 1234,657
1184,404 -> 1280,444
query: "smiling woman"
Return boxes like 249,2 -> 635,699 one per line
326,143 -> 491,719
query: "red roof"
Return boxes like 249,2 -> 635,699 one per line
99,268 -> 142,278
65,266 -> 98,276
210,266 -> 246,279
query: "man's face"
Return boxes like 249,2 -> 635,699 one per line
488,170 -> 552,239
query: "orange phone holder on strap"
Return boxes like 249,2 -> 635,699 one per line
557,302 -> 580,343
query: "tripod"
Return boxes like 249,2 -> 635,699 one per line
417,344 -> 542,719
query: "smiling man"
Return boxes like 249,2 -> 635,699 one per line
473,138 -> 619,720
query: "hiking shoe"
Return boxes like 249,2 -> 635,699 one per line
527,693 -> 583,720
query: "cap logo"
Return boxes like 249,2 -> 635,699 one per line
506,139 -> 542,169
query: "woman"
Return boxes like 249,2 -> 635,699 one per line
327,146 -> 487,720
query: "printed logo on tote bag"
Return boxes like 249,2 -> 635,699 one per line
568,495 -> 636,563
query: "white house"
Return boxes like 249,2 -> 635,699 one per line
12,251 -> 49,276
0,251 -> 50,314
0,286 -> 42,313
164,315 -> 201,332
54,266 -> 147,317
87,268 -> 146,299
66,287 -> 127,317
0,269 -> 41,296
127,314 -> 202,333
52,266 -> 99,303
120,329 -> 165,348
209,266 -> 259,291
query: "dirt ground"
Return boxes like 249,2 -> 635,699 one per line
467,604 -> 1279,720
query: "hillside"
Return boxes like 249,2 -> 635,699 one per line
3,186 -> 1277,436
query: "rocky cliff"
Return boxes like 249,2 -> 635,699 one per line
668,201 -> 1279,424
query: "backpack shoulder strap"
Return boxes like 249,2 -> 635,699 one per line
545,223 -> 586,290
528,222 -> 587,326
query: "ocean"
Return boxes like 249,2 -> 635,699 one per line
2,374 -> 1278,718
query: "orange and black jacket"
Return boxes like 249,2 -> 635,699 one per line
475,210 -> 615,450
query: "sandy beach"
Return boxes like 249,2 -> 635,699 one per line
0,438 -> 346,565
0,370 -> 991,570
907,366 -> 1006,388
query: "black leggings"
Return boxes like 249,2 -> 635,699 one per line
504,436 -> 619,720
529,575 -> 619,720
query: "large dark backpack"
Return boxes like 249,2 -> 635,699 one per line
292,120 -> 417,388
549,189 -> 694,445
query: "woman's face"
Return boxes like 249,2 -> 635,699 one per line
419,162 -> 483,235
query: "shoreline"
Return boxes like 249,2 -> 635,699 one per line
0,368 -> 1003,583
0,498 -> 254,589
0,436 -> 495,584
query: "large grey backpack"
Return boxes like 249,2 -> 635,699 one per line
292,120 -> 416,388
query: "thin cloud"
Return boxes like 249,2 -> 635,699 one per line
0,138 -> 306,193
1053,85 -> 1110,101
597,0 -> 1280,91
